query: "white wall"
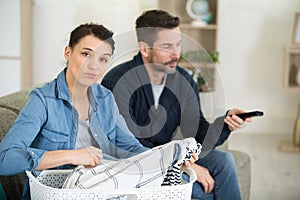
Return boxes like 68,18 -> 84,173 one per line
32,0 -> 157,84
218,0 -> 300,134
0,0 -> 21,96
32,0 -> 300,135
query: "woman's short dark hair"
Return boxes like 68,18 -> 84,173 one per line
68,23 -> 115,53
135,10 -> 180,46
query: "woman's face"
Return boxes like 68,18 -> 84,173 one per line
65,35 -> 112,88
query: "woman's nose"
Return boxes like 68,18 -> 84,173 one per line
87,57 -> 100,69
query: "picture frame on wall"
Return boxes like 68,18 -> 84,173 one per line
291,12 -> 300,48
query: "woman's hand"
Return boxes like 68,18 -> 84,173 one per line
35,146 -> 103,171
71,146 -> 103,168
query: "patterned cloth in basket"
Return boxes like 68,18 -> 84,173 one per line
63,138 -> 201,190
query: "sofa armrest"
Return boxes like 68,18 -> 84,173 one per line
0,89 -> 32,199
229,150 -> 251,200
0,107 -> 18,141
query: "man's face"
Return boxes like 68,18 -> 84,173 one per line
148,27 -> 182,74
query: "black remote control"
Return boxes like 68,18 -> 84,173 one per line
233,111 -> 264,120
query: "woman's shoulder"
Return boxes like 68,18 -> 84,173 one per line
30,79 -> 56,96
91,83 -> 113,98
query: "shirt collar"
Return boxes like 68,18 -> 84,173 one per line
56,68 -> 72,102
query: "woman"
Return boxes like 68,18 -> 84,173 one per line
0,23 -> 148,199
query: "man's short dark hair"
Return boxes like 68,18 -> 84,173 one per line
135,9 -> 180,46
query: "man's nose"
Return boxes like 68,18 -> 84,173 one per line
170,47 -> 180,58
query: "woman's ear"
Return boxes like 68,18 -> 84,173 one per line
64,46 -> 71,61
139,42 -> 149,58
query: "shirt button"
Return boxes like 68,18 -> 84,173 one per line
94,134 -> 97,137
31,152 -> 34,155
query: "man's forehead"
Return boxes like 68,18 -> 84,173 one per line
156,28 -> 181,43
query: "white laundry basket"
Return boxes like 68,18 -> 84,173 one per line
26,167 -> 196,200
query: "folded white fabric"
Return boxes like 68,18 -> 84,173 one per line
63,138 -> 201,190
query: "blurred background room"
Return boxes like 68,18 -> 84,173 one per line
0,0 -> 300,199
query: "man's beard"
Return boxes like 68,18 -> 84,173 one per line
163,58 -> 178,66
150,58 -> 178,75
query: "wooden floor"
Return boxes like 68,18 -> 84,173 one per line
229,133 -> 300,200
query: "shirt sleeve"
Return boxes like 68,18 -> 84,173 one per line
179,71 -> 231,152
110,95 -> 149,158
0,90 -> 48,175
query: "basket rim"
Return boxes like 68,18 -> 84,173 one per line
26,167 -> 196,192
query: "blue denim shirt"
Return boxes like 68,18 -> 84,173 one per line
0,68 -> 148,199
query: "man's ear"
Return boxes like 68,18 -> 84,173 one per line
64,46 -> 71,61
139,42 -> 149,58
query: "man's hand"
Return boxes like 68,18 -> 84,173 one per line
190,163 -> 214,193
182,152 -> 198,167
224,108 -> 252,131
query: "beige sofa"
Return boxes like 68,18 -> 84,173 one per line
0,88 -> 251,200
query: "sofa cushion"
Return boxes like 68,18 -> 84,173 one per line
0,107 -> 18,141
0,107 -> 24,200
0,174 -> 24,200
0,90 -> 31,200
229,150 -> 251,200
0,89 -> 30,113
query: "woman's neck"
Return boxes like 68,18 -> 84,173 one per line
67,75 -> 90,120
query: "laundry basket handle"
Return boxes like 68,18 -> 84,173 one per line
181,167 -> 197,183
26,171 -> 35,180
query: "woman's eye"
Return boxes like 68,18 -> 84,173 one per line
82,52 -> 90,57
99,57 -> 109,63
101,59 -> 108,63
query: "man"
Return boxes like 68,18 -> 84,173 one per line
102,9 -> 251,200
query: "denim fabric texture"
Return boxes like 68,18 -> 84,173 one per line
0,68 -> 147,199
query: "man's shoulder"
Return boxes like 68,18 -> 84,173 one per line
107,60 -> 134,79
176,65 -> 194,81
102,60 -> 132,91
102,54 -> 143,90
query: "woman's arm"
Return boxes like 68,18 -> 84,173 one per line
35,146 -> 103,170
0,90 -> 48,175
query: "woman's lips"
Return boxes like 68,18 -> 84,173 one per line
86,73 -> 97,79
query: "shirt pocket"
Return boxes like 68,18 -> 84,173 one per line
37,128 -> 69,150
106,129 -> 116,143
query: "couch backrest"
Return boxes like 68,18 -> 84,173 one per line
0,89 -> 32,199
0,89 -> 31,141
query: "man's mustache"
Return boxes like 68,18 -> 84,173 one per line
164,58 -> 178,65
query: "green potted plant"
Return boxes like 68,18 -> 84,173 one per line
180,50 -> 219,92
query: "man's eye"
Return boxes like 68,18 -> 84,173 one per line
162,45 -> 171,49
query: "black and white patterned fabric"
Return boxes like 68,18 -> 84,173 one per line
63,138 -> 201,190
161,142 -> 201,186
